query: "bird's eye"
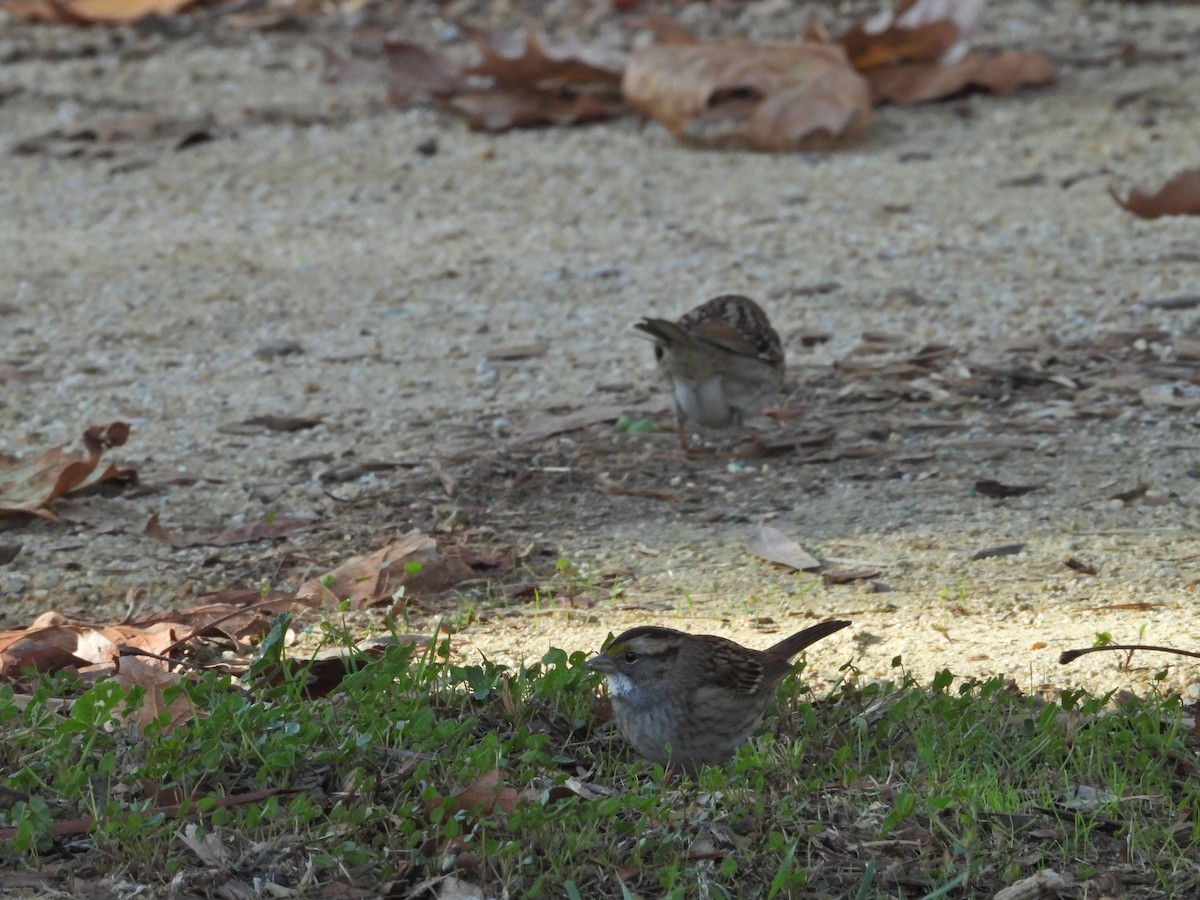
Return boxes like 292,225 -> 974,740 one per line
622,651 -> 639,664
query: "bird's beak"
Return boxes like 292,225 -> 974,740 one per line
585,653 -> 615,674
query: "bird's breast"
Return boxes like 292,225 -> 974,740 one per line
673,376 -> 735,428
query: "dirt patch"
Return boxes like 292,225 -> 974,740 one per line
2,1 -> 1200,697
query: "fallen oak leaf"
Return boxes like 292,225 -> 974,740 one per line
623,40 -> 872,152
112,655 -> 191,733
145,512 -> 319,548
0,623 -> 121,674
299,529 -> 476,607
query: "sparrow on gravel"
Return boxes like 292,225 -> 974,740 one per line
634,294 -> 785,451
586,620 -> 851,771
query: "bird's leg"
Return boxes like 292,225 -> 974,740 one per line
677,425 -> 713,459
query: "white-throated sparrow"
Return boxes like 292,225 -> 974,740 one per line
634,294 -> 785,450
586,620 -> 850,771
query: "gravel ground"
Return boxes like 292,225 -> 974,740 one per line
3,1 -> 1200,698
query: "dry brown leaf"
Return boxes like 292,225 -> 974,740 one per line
867,50 -> 1056,105
623,41 -> 871,151
130,589 -> 312,647
0,592 -> 316,678
0,0 -> 197,24
447,769 -> 519,817
381,30 -> 627,134
0,624 -> 119,675
0,423 -> 136,518
113,655 -> 192,733
144,512 -> 319,548
299,530 -> 479,607
1110,169 -> 1200,220
745,524 -> 821,571
843,0 -> 989,69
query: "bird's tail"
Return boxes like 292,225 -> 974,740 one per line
768,619 -> 851,659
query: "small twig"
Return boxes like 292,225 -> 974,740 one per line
1059,644 -> 1200,665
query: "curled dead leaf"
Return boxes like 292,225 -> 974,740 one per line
1110,169 -> 1200,220
842,17 -> 960,71
0,422 -> 136,517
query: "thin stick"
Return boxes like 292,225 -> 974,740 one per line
1059,644 -> 1200,665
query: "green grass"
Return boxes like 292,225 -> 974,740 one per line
3,629 -> 1200,897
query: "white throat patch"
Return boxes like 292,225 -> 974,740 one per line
605,673 -> 636,698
